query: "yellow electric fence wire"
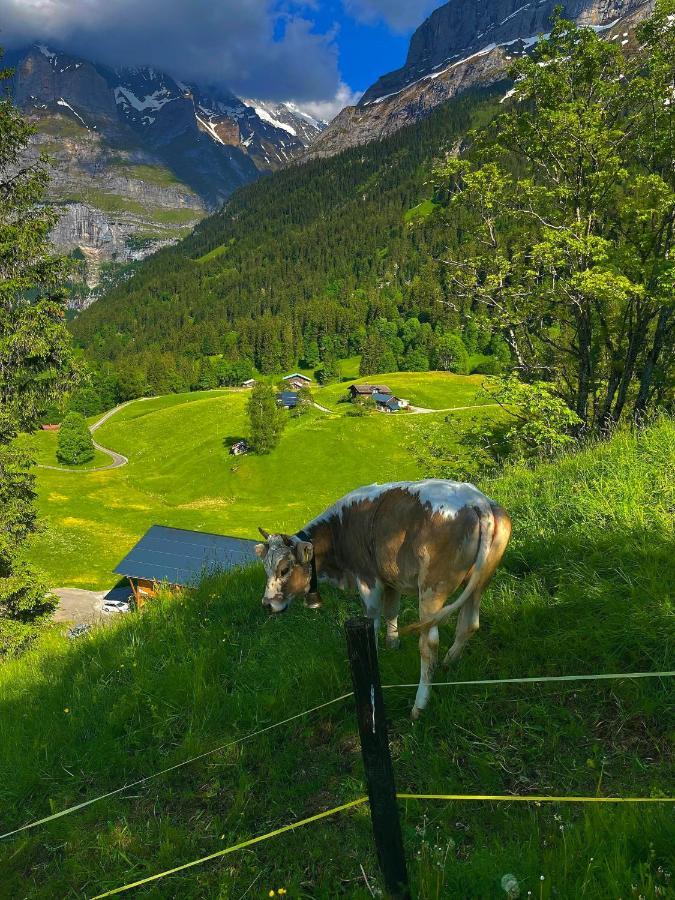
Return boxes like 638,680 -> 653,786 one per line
3,670 -> 672,841
396,793 -> 675,803
0,692 -> 353,841
91,792 -> 674,898
90,797 -> 370,898
383,670 -> 675,690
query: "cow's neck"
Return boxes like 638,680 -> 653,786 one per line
296,518 -> 342,586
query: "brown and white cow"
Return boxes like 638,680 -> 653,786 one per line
256,480 -> 511,718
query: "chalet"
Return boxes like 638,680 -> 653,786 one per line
348,383 -> 392,400
230,439 -> 250,456
41,423 -> 61,431
276,391 -> 299,409
241,378 -> 256,388
372,392 -> 409,412
283,373 -> 312,391
114,525 -> 259,607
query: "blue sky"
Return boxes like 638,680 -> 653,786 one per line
1,0 -> 441,117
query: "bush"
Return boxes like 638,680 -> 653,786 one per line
56,412 -> 95,466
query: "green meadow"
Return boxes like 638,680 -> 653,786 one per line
24,373 -> 494,588
2,419 -> 673,898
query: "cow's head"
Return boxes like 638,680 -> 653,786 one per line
255,528 -> 319,613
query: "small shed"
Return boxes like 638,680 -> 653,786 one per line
276,391 -> 299,409
348,383 -> 392,400
283,373 -> 312,391
114,525 -> 259,607
241,378 -> 256,388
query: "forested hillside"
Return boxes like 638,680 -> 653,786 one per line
71,86 -> 506,387
72,7 -> 672,431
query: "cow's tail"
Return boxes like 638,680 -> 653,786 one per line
399,503 -> 496,637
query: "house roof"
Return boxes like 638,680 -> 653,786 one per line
114,525 -> 259,586
283,373 -> 311,382
277,391 -> 299,403
372,392 -> 394,403
350,383 -> 392,394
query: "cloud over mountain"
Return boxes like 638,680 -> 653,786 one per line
342,0 -> 439,31
0,0 -> 342,104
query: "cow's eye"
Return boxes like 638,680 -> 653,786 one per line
279,563 -> 291,577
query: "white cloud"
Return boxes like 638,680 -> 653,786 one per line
0,0 -> 345,104
291,82 -> 363,121
342,0 -> 438,33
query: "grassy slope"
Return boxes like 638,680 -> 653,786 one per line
25,374 -> 492,588
1,421 -> 673,898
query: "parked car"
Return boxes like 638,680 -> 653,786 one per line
101,598 -> 131,615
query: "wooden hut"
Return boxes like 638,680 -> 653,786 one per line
114,525 -> 259,607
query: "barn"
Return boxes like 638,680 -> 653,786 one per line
114,525 -> 259,607
348,383 -> 392,399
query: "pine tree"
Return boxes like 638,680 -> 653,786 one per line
0,51 -> 76,655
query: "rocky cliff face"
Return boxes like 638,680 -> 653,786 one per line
10,44 -> 326,301
310,0 -> 654,158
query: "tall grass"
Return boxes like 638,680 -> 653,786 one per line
1,420 -> 673,898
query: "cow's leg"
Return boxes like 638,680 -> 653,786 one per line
357,578 -> 383,638
382,587 -> 401,650
443,592 -> 481,667
443,504 -> 512,668
412,588 -> 446,721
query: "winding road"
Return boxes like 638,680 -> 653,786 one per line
36,400 -> 144,473
37,394 -> 500,474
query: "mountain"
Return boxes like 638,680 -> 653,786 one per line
71,87 -> 500,373
8,44 -> 325,300
309,0 -> 654,158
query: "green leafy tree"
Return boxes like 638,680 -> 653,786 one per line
247,383 -> 285,454
433,333 -> 469,374
69,385 -> 103,417
436,5 -> 674,429
56,412 -> 95,465
0,53 -> 76,654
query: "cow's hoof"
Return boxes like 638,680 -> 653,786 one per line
304,594 -> 322,609
411,705 -> 423,722
386,637 -> 401,650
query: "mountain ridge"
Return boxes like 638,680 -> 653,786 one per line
8,43 -> 326,298
309,0 -> 654,158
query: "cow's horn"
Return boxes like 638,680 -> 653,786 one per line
258,527 -> 270,539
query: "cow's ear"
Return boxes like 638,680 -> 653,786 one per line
295,540 -> 313,564
255,543 -> 268,558
258,527 -> 270,539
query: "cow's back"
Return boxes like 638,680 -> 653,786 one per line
318,480 -> 490,591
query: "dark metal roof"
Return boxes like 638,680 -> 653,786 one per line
114,525 -> 259,586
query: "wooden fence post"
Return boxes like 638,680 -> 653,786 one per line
345,616 -> 411,900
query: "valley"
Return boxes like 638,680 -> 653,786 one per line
1,2 -> 673,896
23,373 -> 497,588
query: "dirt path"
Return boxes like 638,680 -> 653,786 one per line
37,399 -> 149,473
407,402 -> 502,415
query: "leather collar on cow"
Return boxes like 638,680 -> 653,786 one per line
296,528 -> 319,595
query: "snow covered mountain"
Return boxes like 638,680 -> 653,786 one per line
8,43 -> 326,299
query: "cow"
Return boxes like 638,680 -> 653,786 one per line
256,480 -> 511,719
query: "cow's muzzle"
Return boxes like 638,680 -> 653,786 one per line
262,596 -> 289,614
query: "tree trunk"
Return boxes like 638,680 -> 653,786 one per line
633,306 -> 673,421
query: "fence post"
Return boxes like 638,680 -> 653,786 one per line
345,616 -> 411,900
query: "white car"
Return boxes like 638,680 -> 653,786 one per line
101,598 -> 131,615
